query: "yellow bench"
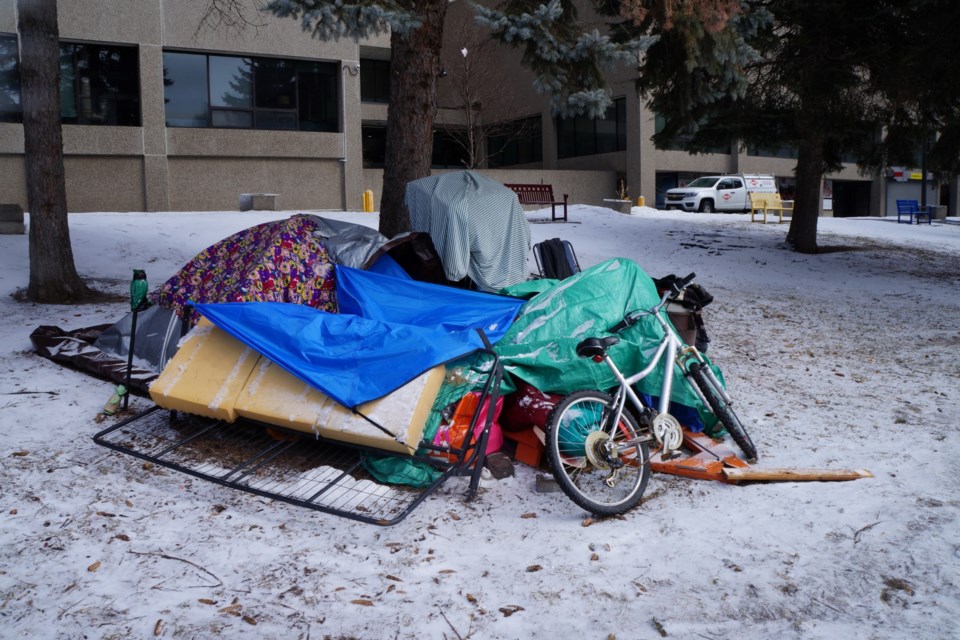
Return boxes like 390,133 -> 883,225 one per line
749,192 -> 794,224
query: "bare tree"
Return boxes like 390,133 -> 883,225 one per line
437,16 -> 538,169
17,0 -> 94,303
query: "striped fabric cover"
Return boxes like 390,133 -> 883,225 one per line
406,171 -> 532,292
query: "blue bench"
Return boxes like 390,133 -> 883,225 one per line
896,199 -> 933,225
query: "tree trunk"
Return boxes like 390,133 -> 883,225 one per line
378,0 -> 448,238
18,0 -> 92,303
787,136 -> 825,254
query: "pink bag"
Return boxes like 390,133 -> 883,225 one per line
432,392 -> 503,460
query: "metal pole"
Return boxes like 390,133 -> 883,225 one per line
123,308 -> 138,410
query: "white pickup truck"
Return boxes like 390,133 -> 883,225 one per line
664,174 -> 777,213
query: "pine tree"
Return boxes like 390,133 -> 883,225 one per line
638,0 -> 960,253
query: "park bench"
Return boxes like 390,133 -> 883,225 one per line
504,183 -> 568,222
749,192 -> 794,224
896,199 -> 933,225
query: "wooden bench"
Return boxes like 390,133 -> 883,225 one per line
749,192 -> 793,224
504,183 -> 568,222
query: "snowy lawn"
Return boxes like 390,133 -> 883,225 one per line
0,206 -> 958,639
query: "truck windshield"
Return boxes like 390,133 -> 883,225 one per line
686,177 -> 719,188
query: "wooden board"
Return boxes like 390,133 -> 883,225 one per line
722,467 -> 874,483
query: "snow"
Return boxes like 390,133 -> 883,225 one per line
1,205 -> 959,639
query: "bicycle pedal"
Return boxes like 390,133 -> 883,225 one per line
659,450 -> 682,461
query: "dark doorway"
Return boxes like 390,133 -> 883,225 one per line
831,181 -> 872,217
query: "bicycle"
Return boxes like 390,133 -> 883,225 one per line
545,272 -> 758,516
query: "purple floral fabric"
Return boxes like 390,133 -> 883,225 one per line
154,215 -> 337,322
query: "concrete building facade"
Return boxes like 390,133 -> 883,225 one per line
0,1 -> 953,217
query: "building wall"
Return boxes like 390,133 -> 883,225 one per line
1,0 -> 364,213
167,157 -> 343,211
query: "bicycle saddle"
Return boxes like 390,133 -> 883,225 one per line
576,336 -> 620,359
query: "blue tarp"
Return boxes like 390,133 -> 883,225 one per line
192,266 -> 523,409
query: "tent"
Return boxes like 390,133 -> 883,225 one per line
406,171 -> 531,292
154,214 -> 339,322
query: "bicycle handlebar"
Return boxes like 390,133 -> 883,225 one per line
674,272 -> 696,294
609,272 -> 697,334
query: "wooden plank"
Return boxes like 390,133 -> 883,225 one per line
722,467 -> 873,483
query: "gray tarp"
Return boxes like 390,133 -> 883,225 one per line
307,215 -> 394,269
406,171 -> 531,292
93,304 -> 182,372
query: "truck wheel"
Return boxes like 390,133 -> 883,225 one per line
699,200 -> 715,213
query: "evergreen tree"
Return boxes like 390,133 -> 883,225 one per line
639,0 -> 960,253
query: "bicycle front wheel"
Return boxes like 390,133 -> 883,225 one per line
545,390 -> 651,516
687,362 -> 758,462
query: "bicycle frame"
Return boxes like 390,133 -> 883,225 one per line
595,290 -> 721,452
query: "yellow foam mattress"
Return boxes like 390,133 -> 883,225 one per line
149,318 -> 261,422
149,320 -> 444,455
234,360 -> 444,455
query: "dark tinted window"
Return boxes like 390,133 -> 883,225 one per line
0,34 -> 21,123
360,59 -> 390,103
163,52 -> 208,127
59,42 -> 140,126
488,115 -> 542,168
556,97 -> 626,159
362,124 -> 386,167
432,129 -> 465,168
164,51 -> 338,132
296,60 -> 337,132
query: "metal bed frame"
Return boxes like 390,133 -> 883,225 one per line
94,345 -> 502,526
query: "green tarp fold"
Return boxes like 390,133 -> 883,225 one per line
496,258 -> 721,427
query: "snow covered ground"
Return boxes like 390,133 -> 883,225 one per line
1,205 -> 958,639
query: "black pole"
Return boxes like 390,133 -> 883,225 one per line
920,133 -> 929,212
122,309 -> 138,410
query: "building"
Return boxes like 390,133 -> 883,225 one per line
0,1 -> 954,217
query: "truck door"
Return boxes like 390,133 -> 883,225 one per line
716,178 -> 746,211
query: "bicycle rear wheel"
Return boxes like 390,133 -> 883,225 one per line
545,390 -> 651,516
687,362 -> 758,462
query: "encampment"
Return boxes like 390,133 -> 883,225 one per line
31,174 -> 764,524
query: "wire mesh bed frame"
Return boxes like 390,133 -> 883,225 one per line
93,345 -> 503,526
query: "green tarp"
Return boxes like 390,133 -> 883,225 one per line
496,257 -> 721,427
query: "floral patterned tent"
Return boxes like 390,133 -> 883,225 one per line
154,214 -> 338,322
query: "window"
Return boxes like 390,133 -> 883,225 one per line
654,113 -> 731,154
747,144 -> 799,159
0,34 -> 21,123
362,124 -> 386,168
556,97 -> 626,159
488,115 -> 542,168
0,37 -> 140,125
59,42 -> 141,126
361,125 -> 468,168
432,129 -> 465,168
360,59 -> 390,103
163,51 -> 338,132
163,52 -> 207,128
